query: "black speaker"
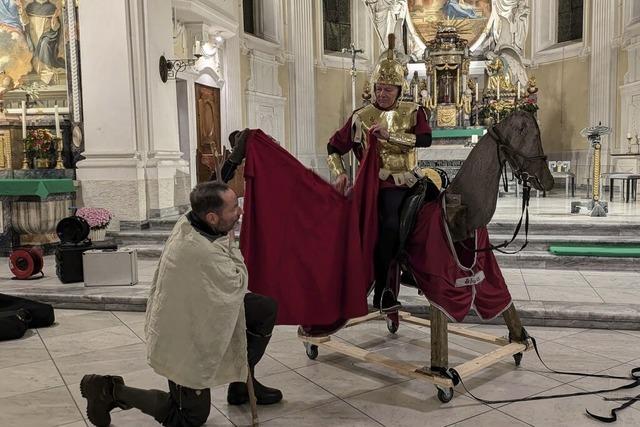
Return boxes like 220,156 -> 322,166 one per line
55,241 -> 117,283
56,216 -> 90,244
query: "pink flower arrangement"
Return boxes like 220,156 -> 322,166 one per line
76,207 -> 112,229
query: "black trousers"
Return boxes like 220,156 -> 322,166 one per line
373,187 -> 410,300
118,293 -> 277,427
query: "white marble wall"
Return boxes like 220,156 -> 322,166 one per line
77,0 -> 245,224
614,0 -> 640,173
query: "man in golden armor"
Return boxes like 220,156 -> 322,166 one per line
327,35 -> 433,312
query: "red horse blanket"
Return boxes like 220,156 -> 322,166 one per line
240,130 -> 512,327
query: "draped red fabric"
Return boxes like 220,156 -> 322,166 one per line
240,129 -> 512,327
407,200 -> 512,322
240,130 -> 379,326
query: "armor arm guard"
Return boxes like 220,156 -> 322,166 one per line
327,153 -> 347,177
387,131 -> 417,149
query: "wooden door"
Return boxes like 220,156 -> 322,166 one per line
195,84 -> 221,183
194,83 -> 244,196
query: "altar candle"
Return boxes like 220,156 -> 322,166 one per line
497,81 -> 500,100
517,81 -> 521,99
54,104 -> 61,138
21,101 -> 27,139
475,82 -> 479,101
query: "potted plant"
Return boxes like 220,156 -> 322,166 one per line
24,129 -> 57,169
75,207 -> 112,241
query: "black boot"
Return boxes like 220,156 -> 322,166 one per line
80,374 -> 128,427
227,375 -> 283,405
373,291 -> 382,310
380,288 -> 401,313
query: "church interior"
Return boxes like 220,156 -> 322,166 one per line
1,1 -> 640,426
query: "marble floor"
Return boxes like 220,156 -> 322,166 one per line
493,192 -> 640,223
2,189 -> 640,426
1,309 -> 639,426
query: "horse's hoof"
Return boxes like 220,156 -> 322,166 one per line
386,316 -> 399,334
513,352 -> 523,366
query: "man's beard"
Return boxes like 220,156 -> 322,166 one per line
217,219 -> 238,234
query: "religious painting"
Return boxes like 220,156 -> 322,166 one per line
408,0 -> 492,46
0,0 -> 67,97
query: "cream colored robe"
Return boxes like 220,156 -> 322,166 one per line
145,216 -> 248,390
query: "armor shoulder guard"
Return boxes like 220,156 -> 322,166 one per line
396,101 -> 420,114
352,104 -> 384,138
353,104 -> 381,123
396,101 -> 420,127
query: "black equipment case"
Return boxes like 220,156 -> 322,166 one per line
54,215 -> 118,283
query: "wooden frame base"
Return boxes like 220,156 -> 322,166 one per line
298,310 -> 530,398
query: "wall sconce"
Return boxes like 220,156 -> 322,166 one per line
159,43 -> 202,83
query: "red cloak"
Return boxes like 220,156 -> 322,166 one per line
240,130 -> 512,327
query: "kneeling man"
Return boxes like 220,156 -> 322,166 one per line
80,182 -> 282,427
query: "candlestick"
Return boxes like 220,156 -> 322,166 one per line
54,104 -> 61,138
54,138 -> 65,169
21,101 -> 27,139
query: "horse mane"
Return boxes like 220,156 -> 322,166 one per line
444,111 -> 539,241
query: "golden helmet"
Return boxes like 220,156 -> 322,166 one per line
371,34 -> 408,90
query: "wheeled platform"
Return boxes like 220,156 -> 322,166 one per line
298,309 -> 530,403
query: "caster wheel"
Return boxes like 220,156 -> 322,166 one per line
436,386 -> 454,403
513,352 -> 523,366
386,317 -> 399,334
304,342 -> 318,360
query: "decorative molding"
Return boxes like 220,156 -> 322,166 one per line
173,0 -> 239,36
246,50 -> 282,96
622,32 -> 640,48
246,91 -> 286,144
64,0 -> 82,123
316,54 -> 371,72
242,32 -> 284,56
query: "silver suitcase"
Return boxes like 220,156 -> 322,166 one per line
83,249 -> 138,287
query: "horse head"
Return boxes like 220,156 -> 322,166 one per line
492,110 -> 554,192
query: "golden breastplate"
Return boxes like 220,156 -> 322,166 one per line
352,102 -> 419,174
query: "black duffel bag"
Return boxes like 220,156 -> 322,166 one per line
0,294 -> 55,341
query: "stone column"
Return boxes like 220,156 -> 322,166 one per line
139,0 -> 190,218
287,0 -> 317,168
589,0 -> 617,171
76,0 -> 189,226
616,19 -> 640,173
76,0 -> 148,225
222,35 -> 244,147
